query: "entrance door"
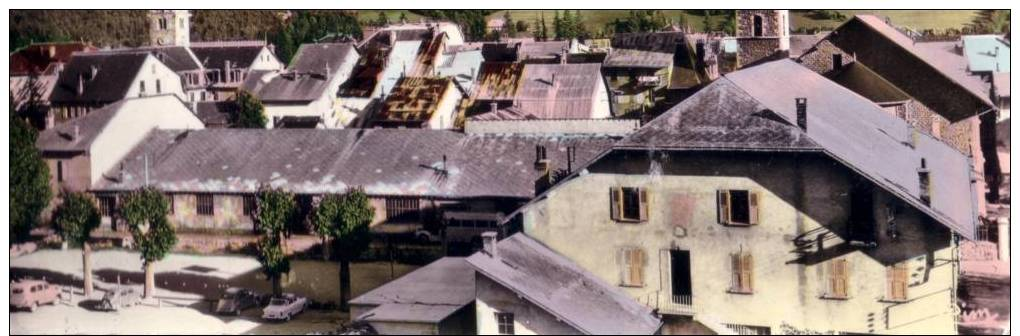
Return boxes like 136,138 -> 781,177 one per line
670,250 -> 692,298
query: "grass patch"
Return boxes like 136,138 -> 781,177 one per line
487,10 -> 728,36
791,10 -> 980,32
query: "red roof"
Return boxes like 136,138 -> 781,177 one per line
10,42 -> 97,76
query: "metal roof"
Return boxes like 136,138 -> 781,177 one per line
603,49 -> 673,69
350,257 -> 473,308
467,234 -> 662,335
962,35 -> 1010,73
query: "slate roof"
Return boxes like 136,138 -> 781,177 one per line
49,52 -> 151,104
10,42 -> 97,76
603,49 -> 673,69
829,62 -> 912,103
93,129 -> 616,199
242,43 -> 356,103
351,257 -> 473,324
473,63 -> 605,120
789,33 -> 827,58
90,46 -> 202,72
467,234 -> 662,335
191,43 -> 269,74
815,15 -> 995,121
618,59 -> 978,239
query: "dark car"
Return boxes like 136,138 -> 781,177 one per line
215,287 -> 261,315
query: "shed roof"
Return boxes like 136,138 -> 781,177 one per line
93,129 -> 616,199
618,59 -> 979,239
467,234 -> 662,335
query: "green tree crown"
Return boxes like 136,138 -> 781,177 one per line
121,187 -> 177,263
52,192 -> 101,247
9,113 -> 51,244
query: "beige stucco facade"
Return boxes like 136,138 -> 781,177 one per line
520,151 -> 959,334
475,274 -> 582,335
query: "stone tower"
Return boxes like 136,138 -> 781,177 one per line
148,10 -> 191,47
734,10 -> 790,67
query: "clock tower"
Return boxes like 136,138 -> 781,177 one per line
148,10 -> 191,47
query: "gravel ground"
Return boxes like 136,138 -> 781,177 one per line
10,249 -> 419,334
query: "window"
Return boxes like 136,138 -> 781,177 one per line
610,187 -> 648,222
385,197 -> 420,222
167,194 -> 175,215
730,252 -> 754,294
158,18 -> 168,30
753,15 -> 764,37
197,194 -> 214,216
724,324 -> 771,335
887,263 -> 909,301
619,247 -> 646,287
718,190 -> 759,225
156,80 -> 162,94
56,161 -> 64,182
243,195 -> 257,216
98,195 -> 117,217
831,54 -> 843,71
495,312 -> 514,335
918,169 -> 931,205
826,258 -> 849,299
139,81 -> 146,94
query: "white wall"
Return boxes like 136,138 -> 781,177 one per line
426,82 -> 463,130
123,55 -> 186,102
264,48 -> 359,129
250,47 -> 285,71
89,95 -> 204,186
474,274 -> 581,335
591,76 -> 612,119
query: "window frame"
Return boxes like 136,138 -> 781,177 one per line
718,190 -> 760,226
728,252 -> 754,294
610,187 -> 648,223
385,197 -> 420,223
196,194 -> 215,216
619,247 -> 646,287
495,312 -> 515,335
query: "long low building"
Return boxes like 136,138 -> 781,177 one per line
88,128 -> 616,234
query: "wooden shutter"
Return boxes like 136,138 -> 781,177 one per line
610,188 -> 622,221
638,188 -> 649,222
888,263 -> 908,301
831,259 -> 848,298
630,249 -> 645,286
718,190 -> 731,224
741,253 -> 754,292
748,192 -> 760,225
730,253 -> 741,291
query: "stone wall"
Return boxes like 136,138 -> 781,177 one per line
736,10 -> 782,38
737,38 -> 780,67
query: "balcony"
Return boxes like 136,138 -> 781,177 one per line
639,291 -> 695,316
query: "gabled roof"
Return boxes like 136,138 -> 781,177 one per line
619,59 -> 978,239
94,129 -> 616,199
89,46 -> 202,73
191,43 -> 271,74
49,52 -> 151,104
473,63 -> 605,120
10,42 -> 97,76
467,234 -> 662,335
242,43 -> 356,103
813,15 -> 995,121
36,95 -> 186,153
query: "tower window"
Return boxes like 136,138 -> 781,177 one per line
159,18 -> 168,30
753,15 -> 764,37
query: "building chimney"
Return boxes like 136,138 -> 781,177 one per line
481,231 -> 498,257
795,98 -> 807,131
534,145 -> 550,171
918,158 -> 931,205
490,102 -> 498,113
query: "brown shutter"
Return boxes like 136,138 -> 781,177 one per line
610,188 -> 622,221
889,263 -> 908,300
749,192 -> 760,225
632,249 -> 645,285
718,190 -> 731,224
742,253 -> 754,292
730,253 -> 740,291
832,259 -> 848,298
638,188 -> 649,222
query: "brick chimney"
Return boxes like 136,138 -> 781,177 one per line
795,98 -> 807,131
534,145 -> 550,171
481,231 -> 498,257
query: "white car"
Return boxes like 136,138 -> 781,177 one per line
261,293 -> 308,321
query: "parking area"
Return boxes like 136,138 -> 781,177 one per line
10,248 -> 419,334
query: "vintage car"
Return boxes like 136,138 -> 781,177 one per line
10,280 -> 59,311
215,287 -> 261,315
261,293 -> 308,321
99,286 -> 142,311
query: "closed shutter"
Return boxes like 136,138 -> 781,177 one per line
730,253 -> 741,291
831,259 -> 848,298
718,190 -> 731,224
610,188 -> 622,221
742,254 -> 754,292
631,249 -> 645,286
888,263 -> 908,300
748,192 -> 760,225
638,189 -> 649,222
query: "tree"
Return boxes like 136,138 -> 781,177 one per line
399,12 -> 408,24
538,14 -> 549,41
515,20 -> 529,34
121,187 -> 176,299
313,189 -> 373,311
503,11 -> 517,37
9,111 -> 51,244
702,10 -> 713,33
553,11 -> 562,40
52,192 -> 101,297
717,11 -> 736,35
233,90 -> 267,128
969,10 -> 1010,34
254,186 -> 297,297
374,11 -> 389,27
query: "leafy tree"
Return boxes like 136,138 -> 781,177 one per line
271,11 -> 363,64
121,187 -> 176,299
375,11 -> 390,27
553,11 -> 563,40
233,90 -> 267,128
399,12 -> 408,23
254,186 -> 297,297
538,14 -> 549,41
503,11 -> 517,37
9,111 -> 51,244
717,10 -> 736,35
313,189 -> 373,311
702,10 -> 713,32
969,10 -> 1010,34
515,20 -> 529,34
52,192 -> 101,297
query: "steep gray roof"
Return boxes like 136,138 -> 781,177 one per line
603,48 -> 673,69
619,59 -> 978,239
36,100 -> 129,153
241,43 -> 356,103
93,129 -> 616,199
467,234 -> 662,335
49,52 -> 150,104
191,44 -> 267,73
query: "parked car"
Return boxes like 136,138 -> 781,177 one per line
262,293 -> 308,321
99,286 -> 142,311
415,211 -> 504,244
216,287 -> 261,315
10,280 -> 59,311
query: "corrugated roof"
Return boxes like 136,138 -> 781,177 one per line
467,234 -> 662,335
49,52 -> 151,104
93,129 -> 616,199
603,49 -> 673,69
619,59 -> 978,239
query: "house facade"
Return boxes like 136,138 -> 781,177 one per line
505,61 -> 979,334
